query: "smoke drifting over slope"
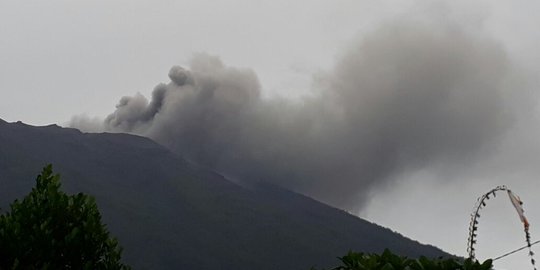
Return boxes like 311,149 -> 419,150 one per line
71,21 -> 520,211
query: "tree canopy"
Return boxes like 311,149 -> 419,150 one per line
314,249 -> 493,270
0,165 -> 130,269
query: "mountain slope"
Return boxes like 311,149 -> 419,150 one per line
0,119 -> 449,269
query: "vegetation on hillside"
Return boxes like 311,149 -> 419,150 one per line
0,165 -> 130,269
0,122 -> 449,269
315,249 -> 492,270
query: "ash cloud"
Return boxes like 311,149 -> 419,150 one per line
71,21 -> 524,212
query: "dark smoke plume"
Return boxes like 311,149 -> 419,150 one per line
71,21 -> 521,211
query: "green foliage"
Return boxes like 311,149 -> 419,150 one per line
0,165 -> 130,269
315,249 -> 492,270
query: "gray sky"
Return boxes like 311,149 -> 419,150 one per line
2,0 -> 540,269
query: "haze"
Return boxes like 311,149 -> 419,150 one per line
2,0 -> 540,269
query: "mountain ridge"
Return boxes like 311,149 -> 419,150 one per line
0,120 -> 450,269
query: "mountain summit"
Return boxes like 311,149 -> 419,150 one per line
0,120 -> 448,269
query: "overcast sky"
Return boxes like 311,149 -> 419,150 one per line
2,0 -> 540,269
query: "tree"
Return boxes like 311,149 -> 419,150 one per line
314,249 -> 493,270
0,165 -> 130,269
